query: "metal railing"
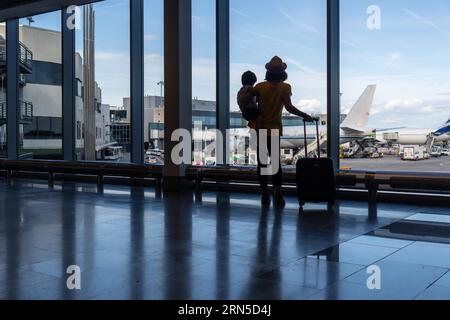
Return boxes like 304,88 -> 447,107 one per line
0,100 -> 33,124
20,100 -> 33,123
0,101 -> 5,122
0,42 -> 33,71
0,44 -> 5,64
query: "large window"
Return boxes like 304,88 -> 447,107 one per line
143,0 -> 164,165
341,0 -> 450,173
19,12 -> 62,160
230,0 -> 327,167
0,22 -> 6,158
192,0 -> 216,166
75,0 -> 130,162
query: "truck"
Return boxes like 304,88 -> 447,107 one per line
401,145 -> 427,161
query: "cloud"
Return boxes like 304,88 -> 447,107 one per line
368,100 -> 450,129
278,7 -> 322,36
244,30 -> 296,47
296,99 -> 323,114
389,52 -> 401,61
230,8 -> 252,20
341,40 -> 359,49
380,98 -> 425,113
95,52 -> 129,61
94,51 -> 164,106
370,98 -> 425,116
403,8 -> 450,37
144,34 -> 157,42
284,57 -> 324,76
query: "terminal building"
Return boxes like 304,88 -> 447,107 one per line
0,0 -> 450,303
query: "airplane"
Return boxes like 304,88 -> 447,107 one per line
204,84 -> 450,158
374,119 -> 450,146
279,85 -> 377,149
280,85 -> 450,151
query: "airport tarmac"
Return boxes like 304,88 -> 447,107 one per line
143,155 -> 450,173
340,155 -> 450,173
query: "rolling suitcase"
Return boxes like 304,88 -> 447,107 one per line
296,119 -> 336,210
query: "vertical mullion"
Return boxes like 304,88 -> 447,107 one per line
327,0 -> 340,170
62,7 -> 76,161
130,0 -> 144,164
6,19 -> 19,160
216,0 -> 230,165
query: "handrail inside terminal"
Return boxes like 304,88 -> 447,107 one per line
0,160 -> 449,204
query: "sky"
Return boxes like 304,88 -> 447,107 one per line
17,0 -> 450,130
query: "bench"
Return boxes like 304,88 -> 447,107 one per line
185,165 -> 368,199
186,166 -> 450,204
390,175 -> 450,192
0,159 -> 163,189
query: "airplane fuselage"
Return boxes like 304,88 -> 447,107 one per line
280,125 -> 368,149
375,128 -> 449,145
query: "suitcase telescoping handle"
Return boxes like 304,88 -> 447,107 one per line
315,118 -> 321,158
302,118 -> 321,158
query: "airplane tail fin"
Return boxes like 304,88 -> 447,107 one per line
434,118 -> 450,135
341,85 -> 376,133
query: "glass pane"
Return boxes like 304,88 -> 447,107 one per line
341,0 -> 450,173
0,22 -> 6,158
192,0 -> 216,166
230,0 -> 327,167
75,0 -> 130,162
19,12 -> 62,160
144,0 -> 164,165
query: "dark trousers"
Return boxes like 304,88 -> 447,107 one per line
257,133 -> 282,189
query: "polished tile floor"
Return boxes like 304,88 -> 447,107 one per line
0,180 -> 449,300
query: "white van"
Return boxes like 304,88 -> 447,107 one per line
401,145 -> 426,161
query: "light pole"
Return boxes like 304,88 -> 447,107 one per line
26,17 -> 34,26
157,81 -> 164,99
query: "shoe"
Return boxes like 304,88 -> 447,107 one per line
261,189 -> 271,206
273,187 -> 285,207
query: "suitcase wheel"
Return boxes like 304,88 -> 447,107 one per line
299,201 -> 305,213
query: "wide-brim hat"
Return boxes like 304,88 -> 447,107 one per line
265,56 -> 287,74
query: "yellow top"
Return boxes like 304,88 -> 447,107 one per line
249,81 -> 292,136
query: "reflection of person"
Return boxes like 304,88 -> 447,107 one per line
250,56 -> 313,206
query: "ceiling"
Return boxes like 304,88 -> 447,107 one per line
0,0 -> 99,21
0,0 -> 41,11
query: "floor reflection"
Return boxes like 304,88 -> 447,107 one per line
1,181 -> 449,300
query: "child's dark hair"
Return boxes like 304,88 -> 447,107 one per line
241,71 -> 257,86
265,71 -> 288,82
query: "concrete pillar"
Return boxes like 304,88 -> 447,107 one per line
163,0 -> 192,191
